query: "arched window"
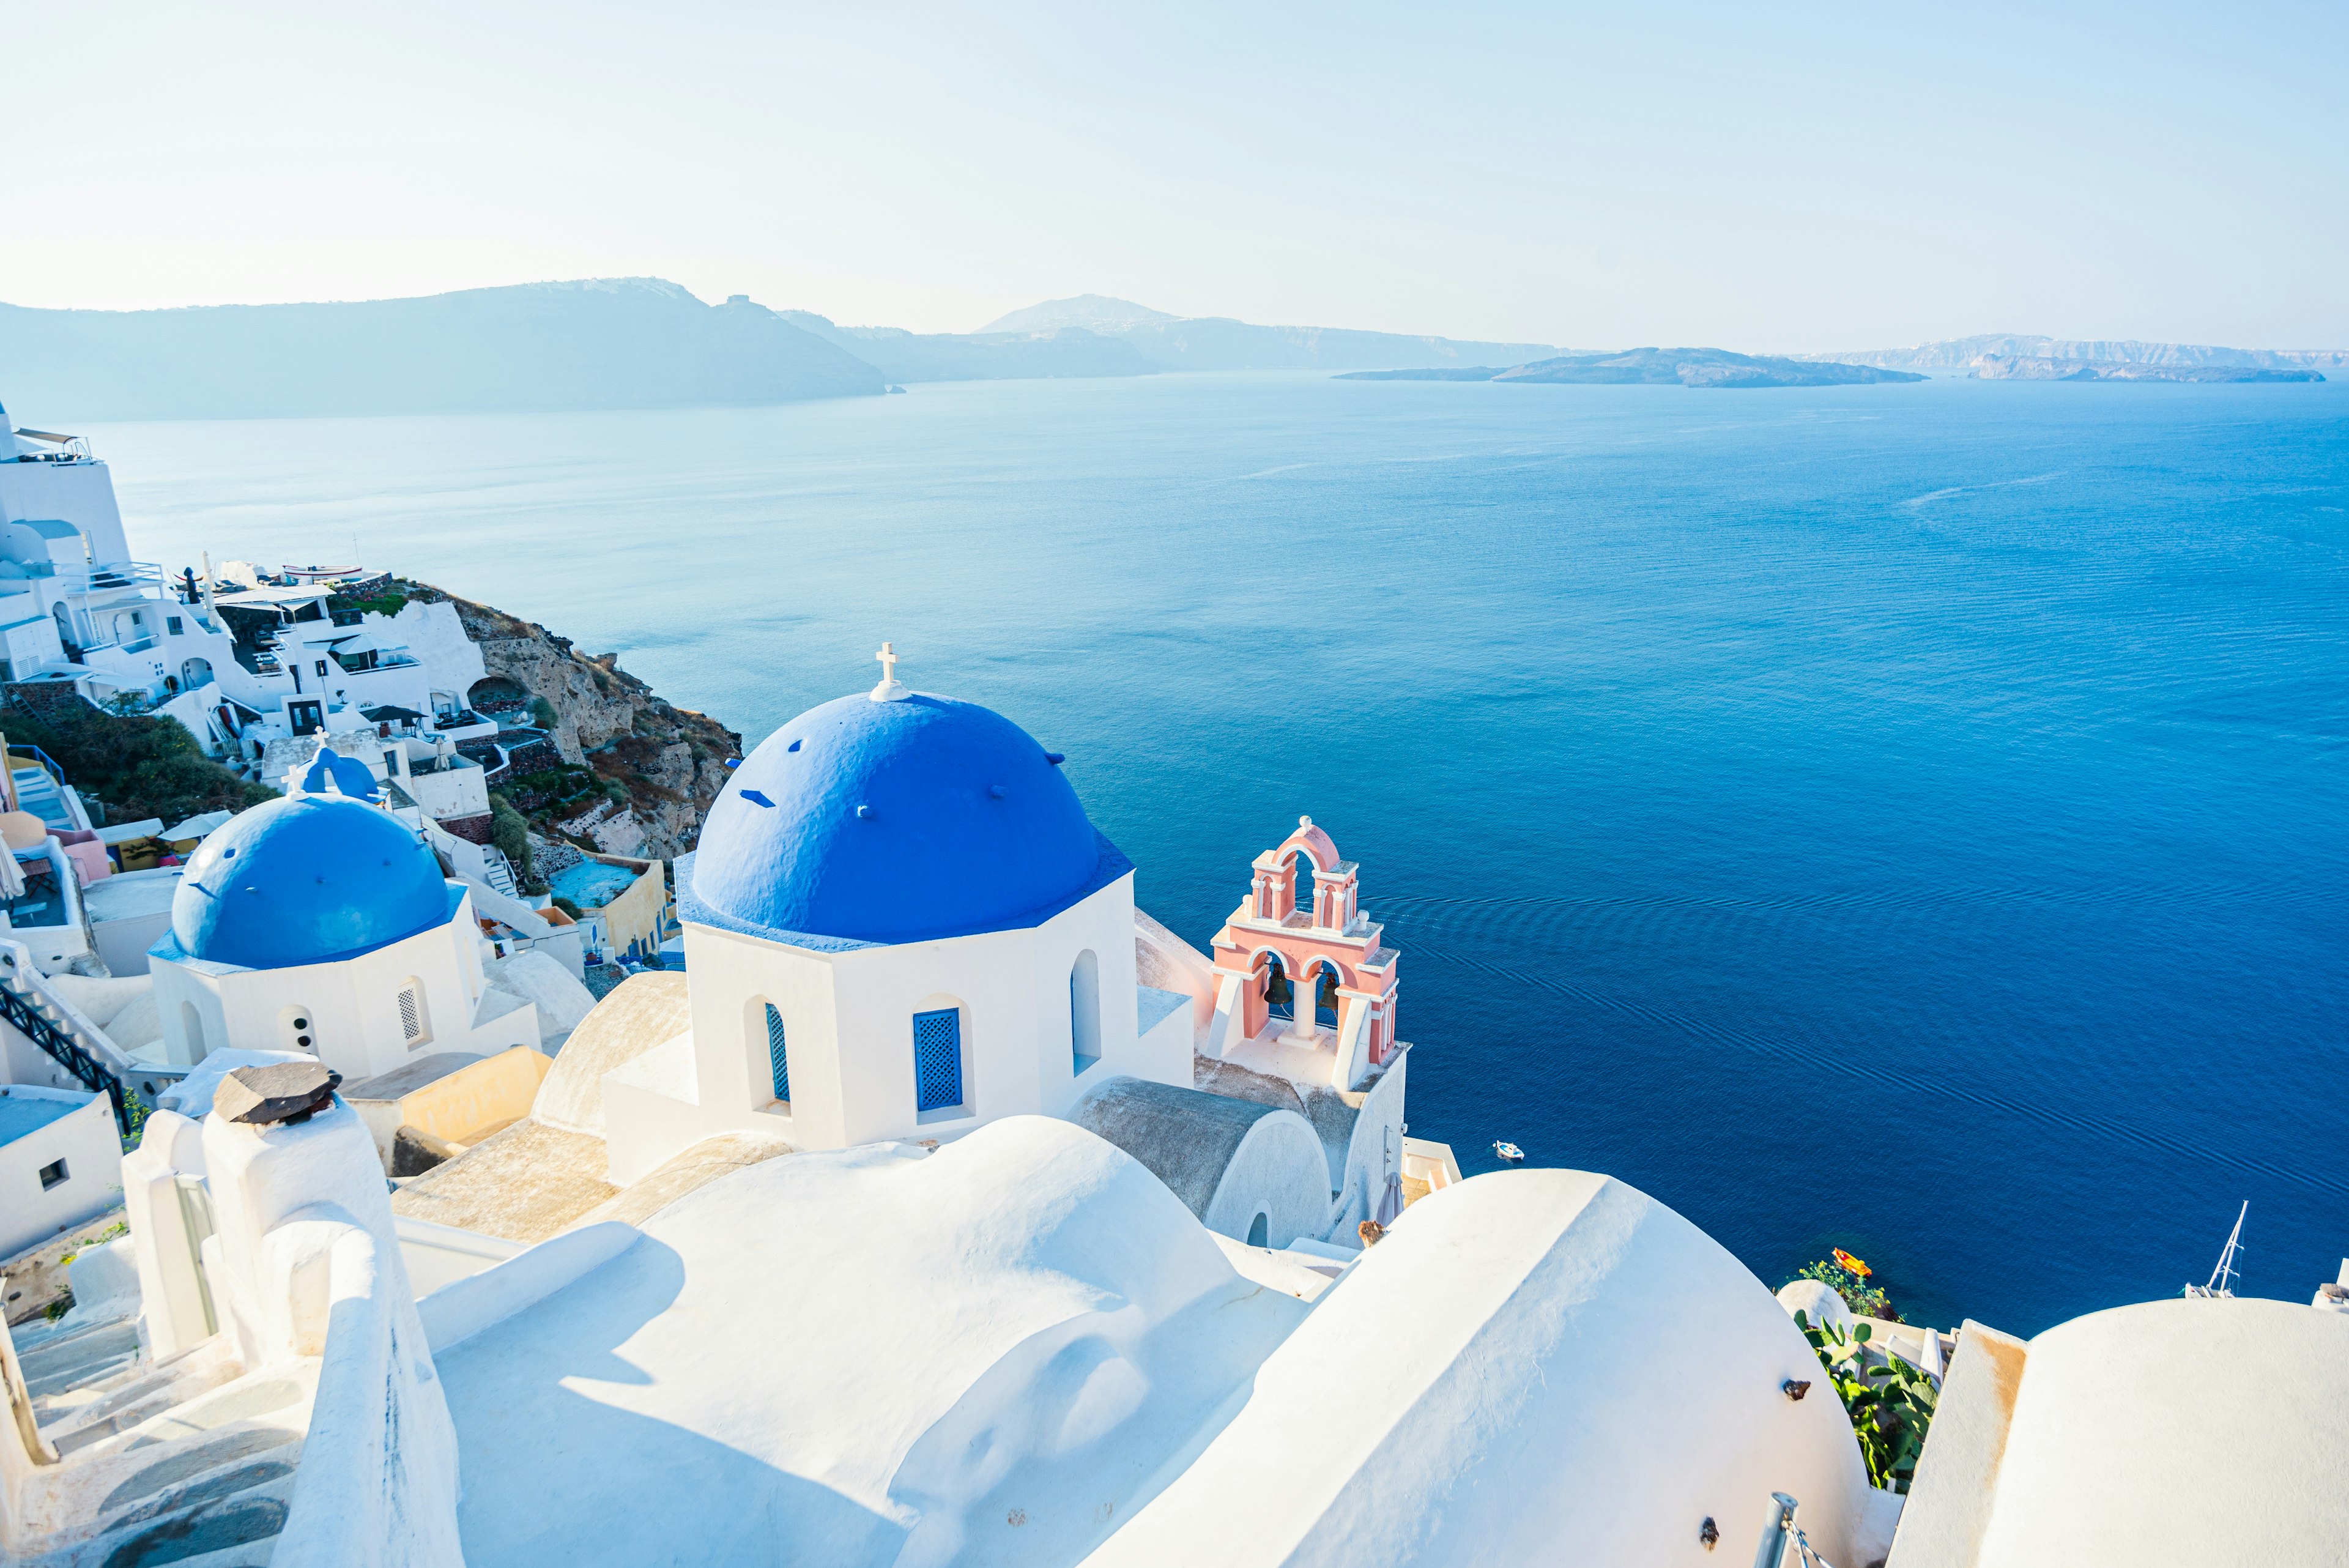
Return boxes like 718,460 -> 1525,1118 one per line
396,979 -> 431,1049
765,1003 -> 791,1106
180,1001 -> 207,1061
913,1008 -> 964,1114
1246,1211 -> 1269,1248
1070,949 -> 1101,1075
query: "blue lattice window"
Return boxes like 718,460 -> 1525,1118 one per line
1070,951 -> 1101,1074
913,1008 -> 963,1112
765,1003 -> 790,1105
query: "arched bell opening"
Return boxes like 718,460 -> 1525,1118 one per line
1263,954 -> 1341,1042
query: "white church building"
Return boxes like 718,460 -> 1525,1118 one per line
605,645 -> 1193,1180
145,749 -> 543,1079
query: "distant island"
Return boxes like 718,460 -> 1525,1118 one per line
0,282 -> 1562,422
0,280 -> 888,421
1,283 -> 2332,421
1811,333 -> 2335,382
1340,346 -> 1926,390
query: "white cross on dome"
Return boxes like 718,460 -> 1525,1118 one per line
870,641 -> 910,702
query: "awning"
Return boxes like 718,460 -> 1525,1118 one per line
363,705 -> 427,722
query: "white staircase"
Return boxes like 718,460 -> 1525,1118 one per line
6,1306 -> 302,1567
12,765 -> 78,831
480,844 -> 521,898
0,939 -> 145,1117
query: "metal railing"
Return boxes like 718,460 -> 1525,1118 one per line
7,744 -> 66,786
46,561 -> 167,593
0,962 -> 130,1134
1751,1493 -> 1836,1568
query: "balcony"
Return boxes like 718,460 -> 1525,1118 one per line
51,561 -> 167,594
334,650 -> 421,674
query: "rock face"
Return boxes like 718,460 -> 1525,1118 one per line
433,588 -> 741,861
1339,347 -> 1926,388
1972,354 -> 2323,382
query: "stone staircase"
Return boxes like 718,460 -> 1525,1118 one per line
7,1306 -> 306,1567
10,765 -> 76,833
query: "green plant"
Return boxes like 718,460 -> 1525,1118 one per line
1790,1258 -> 1896,1321
329,583 -> 411,619
551,895 -> 583,920
1794,1312 -> 1939,1492
604,781 -> 630,806
59,1218 -> 130,1265
119,1092 -> 152,1152
530,696 -> 560,730
44,1292 -> 72,1322
3,696 -> 275,824
488,792 -> 535,882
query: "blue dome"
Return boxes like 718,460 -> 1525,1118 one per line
299,748 -> 380,801
686,691 -> 1118,945
169,795 -> 454,969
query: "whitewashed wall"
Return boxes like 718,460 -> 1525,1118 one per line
0,1086 -> 122,1257
150,891 -> 536,1079
643,874 -> 1179,1173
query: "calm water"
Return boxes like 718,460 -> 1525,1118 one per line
87,372 -> 2349,1334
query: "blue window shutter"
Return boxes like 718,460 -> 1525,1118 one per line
913,1008 -> 962,1112
766,1003 -> 790,1104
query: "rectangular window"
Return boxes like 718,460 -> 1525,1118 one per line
1071,951 -> 1101,1075
396,984 -> 429,1047
765,1003 -> 791,1105
38,1157 -> 67,1191
913,1008 -> 963,1113
168,615 -> 185,635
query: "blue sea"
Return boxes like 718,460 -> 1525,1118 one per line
88,371 -> 2348,1335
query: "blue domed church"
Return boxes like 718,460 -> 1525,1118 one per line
146,759 -> 546,1080
604,654 -> 1195,1181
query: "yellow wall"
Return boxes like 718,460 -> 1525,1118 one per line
398,1045 -> 552,1148
592,856 -> 669,959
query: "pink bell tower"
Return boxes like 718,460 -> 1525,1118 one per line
1204,816 -> 1400,1090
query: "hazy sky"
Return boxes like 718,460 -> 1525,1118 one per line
4,2 -> 2343,351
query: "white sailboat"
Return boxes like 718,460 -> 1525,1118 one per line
2183,1201 -> 2247,1298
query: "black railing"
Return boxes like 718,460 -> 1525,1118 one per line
0,980 -> 130,1134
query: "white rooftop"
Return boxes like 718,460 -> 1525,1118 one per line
435,1117 -> 1307,1566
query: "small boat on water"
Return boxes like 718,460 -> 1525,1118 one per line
1833,1248 -> 1872,1279
1492,1140 -> 1524,1162
2183,1201 -> 2247,1299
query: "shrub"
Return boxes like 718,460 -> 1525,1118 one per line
551,895 -> 582,919
332,590 -> 410,619
4,697 -> 275,825
488,792 -> 535,881
1790,1258 -> 1896,1321
530,696 -> 560,730
1794,1312 -> 1940,1492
